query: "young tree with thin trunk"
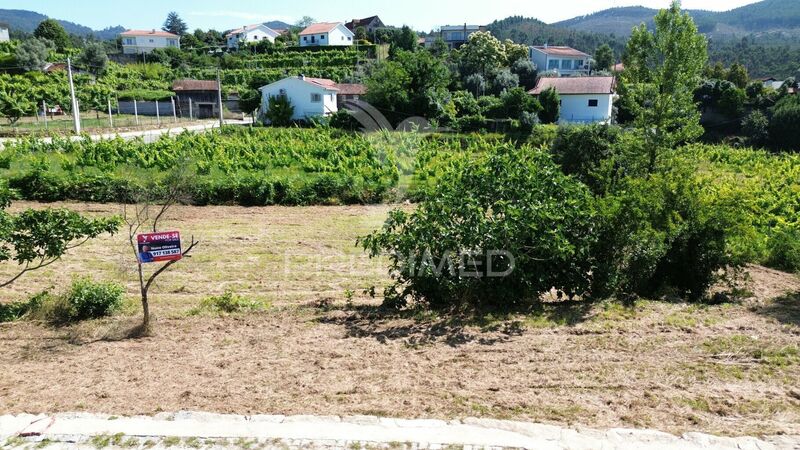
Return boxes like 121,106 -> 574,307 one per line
619,0 -> 707,174
123,164 -> 199,331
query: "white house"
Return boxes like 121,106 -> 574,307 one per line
299,23 -> 354,47
120,29 -> 180,54
0,25 -> 9,43
529,45 -> 590,76
225,24 -> 280,49
529,77 -> 615,124
259,76 -> 339,121
425,24 -> 486,49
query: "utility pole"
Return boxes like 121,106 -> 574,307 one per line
67,57 -> 81,134
216,69 -> 224,127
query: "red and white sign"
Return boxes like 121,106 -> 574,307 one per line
137,231 -> 182,264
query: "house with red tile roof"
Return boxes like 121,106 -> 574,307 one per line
225,24 -> 280,50
529,76 -> 616,124
529,45 -> 591,77
299,22 -> 354,47
258,76 -> 367,121
120,29 -> 180,54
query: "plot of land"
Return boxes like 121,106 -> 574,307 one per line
0,201 -> 799,438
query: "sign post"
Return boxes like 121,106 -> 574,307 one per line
136,231 -> 182,264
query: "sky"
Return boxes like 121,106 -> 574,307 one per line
3,0 -> 762,32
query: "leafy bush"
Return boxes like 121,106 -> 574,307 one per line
265,95 -> 295,126
360,143 -> 597,310
770,96 -> 800,151
549,125 -> 621,194
23,278 -> 124,325
766,227 -> 800,273
193,291 -> 265,314
741,110 -> 769,147
592,164 -> 740,301
538,87 -> 560,124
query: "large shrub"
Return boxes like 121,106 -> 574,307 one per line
592,165 -> 739,301
770,96 -> 800,151
360,144 -> 597,310
549,125 -> 621,194
26,278 -> 125,325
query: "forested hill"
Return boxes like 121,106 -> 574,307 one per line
487,16 -> 627,55
553,0 -> 800,39
0,9 -> 123,40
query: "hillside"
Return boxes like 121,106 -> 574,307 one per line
0,9 -> 123,40
487,16 -> 626,57
553,0 -> 800,39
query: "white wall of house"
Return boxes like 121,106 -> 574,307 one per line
122,34 -> 180,54
226,26 -> 278,49
529,48 -> 588,76
0,27 -> 9,43
259,77 -> 338,121
299,24 -> 354,47
557,94 -> 613,124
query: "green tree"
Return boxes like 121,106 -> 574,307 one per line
595,44 -> 614,71
538,87 -> 560,124
15,38 -> 53,71
741,110 -> 769,147
393,26 -> 419,53
162,12 -> 188,35
770,96 -> 800,151
33,19 -> 70,52
355,26 -> 368,41
295,16 -> 315,28
457,31 -> 506,75
726,62 -> 749,89
0,77 -> 35,124
77,42 -> 108,75
0,183 -> 120,288
620,0 -> 707,173
503,39 -> 528,66
265,95 -> 295,126
511,58 -> 537,90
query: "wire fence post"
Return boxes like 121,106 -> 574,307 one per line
156,100 -> 161,126
42,100 -> 48,130
189,98 -> 193,121
107,98 -> 114,128
171,97 -> 177,123
67,57 -> 81,134
134,99 -> 139,126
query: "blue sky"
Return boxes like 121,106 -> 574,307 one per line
5,0 -> 761,32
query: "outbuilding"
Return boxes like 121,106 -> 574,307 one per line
172,79 -> 220,119
529,76 -> 615,124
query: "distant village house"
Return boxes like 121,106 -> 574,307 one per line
529,45 -> 591,77
0,24 -> 9,43
299,23 -> 354,47
425,24 -> 487,49
225,24 -> 280,50
529,76 -> 616,124
259,75 -> 366,122
120,29 -> 180,54
345,16 -> 385,37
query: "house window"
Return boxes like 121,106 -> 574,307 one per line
303,36 -> 308,41
311,93 -> 322,103
320,35 -> 325,39
548,59 -> 559,70
149,39 -> 154,43
561,59 -> 571,70
576,60 -> 584,69
347,37 -> 352,41
278,89 -> 287,98
124,38 -> 135,45
588,99 -> 599,107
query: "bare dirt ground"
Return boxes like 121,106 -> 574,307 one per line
1,202 -> 799,438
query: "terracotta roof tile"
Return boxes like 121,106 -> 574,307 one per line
121,29 -> 179,38
334,83 -> 367,95
300,23 -> 342,35
529,77 -> 615,95
172,79 -> 220,91
532,46 -> 589,58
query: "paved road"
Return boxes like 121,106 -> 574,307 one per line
0,120 -> 251,148
1,412 -> 796,449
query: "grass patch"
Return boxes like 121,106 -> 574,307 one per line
703,335 -> 800,367
189,291 -> 268,316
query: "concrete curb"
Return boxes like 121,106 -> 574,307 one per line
1,412 -> 797,449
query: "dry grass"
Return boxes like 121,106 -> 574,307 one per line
1,201 -> 799,437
